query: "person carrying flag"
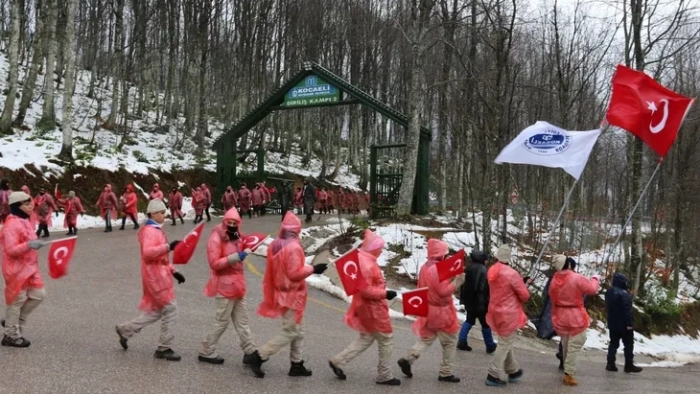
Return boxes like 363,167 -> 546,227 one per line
115,199 -> 184,361
328,229 -> 400,386
248,212 -> 327,378
397,239 -> 465,383
198,207 -> 260,366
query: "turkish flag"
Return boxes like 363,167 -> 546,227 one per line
172,222 -> 204,264
48,236 -> 77,279
334,249 -> 367,296
242,233 -> 269,252
436,249 -> 465,282
402,287 -> 429,317
606,64 -> 695,157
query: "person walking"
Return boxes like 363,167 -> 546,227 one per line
115,199 -> 184,361
96,184 -> 118,232
198,207 -> 259,366
458,249 -> 497,353
397,239 -> 465,383
605,272 -> 643,374
485,245 -> 529,387
549,255 -> 600,386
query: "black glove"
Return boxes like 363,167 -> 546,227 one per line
169,240 -> 181,250
313,263 -> 328,275
386,290 -> 398,300
173,271 -> 185,284
523,276 -> 531,284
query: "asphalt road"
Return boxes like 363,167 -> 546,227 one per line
0,213 -> 696,394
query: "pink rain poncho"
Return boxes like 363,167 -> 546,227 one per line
121,185 -> 138,216
137,224 -> 175,312
221,187 -> 237,211
33,192 -> 57,227
62,197 -> 84,228
343,229 -> 392,334
257,211 -> 313,324
204,208 -> 247,299
549,270 -> 600,336
411,239 -> 460,338
96,184 -> 119,220
0,215 -> 44,304
169,191 -> 183,218
486,262 -> 530,337
149,183 -> 164,201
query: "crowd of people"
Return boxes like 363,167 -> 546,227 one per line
0,179 -> 642,388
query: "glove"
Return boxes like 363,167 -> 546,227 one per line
386,290 -> 398,300
238,251 -> 248,261
452,273 -> 466,288
313,263 -> 328,275
227,253 -> 241,264
592,274 -> 601,282
173,272 -> 185,284
169,240 -> 181,250
29,240 -> 47,250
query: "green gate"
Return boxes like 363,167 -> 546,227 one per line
370,144 -> 404,218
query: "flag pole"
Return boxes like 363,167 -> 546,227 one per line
45,236 -> 78,244
601,159 -> 663,270
529,180 -> 578,277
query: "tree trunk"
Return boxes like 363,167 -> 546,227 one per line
0,0 -> 21,135
38,0 -> 58,130
58,0 -> 77,161
14,0 -> 44,128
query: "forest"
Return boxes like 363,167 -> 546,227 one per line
0,0 -> 699,300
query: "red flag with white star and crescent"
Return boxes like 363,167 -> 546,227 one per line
334,249 -> 367,296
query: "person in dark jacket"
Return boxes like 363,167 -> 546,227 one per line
605,273 -> 642,373
279,181 -> 293,221
457,250 -> 497,353
302,178 -> 316,224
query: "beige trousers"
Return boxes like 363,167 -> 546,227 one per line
331,332 -> 394,382
561,331 -> 587,376
4,287 -> 46,338
117,301 -> 177,351
405,331 -> 457,377
200,296 -> 256,358
487,332 -> 519,379
258,309 -> 304,362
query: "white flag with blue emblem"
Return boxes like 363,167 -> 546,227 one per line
494,121 -> 602,180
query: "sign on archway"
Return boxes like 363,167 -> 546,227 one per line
284,74 -> 340,107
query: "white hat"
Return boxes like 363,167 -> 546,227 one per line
552,254 -> 567,271
8,192 -> 31,206
495,244 -> 511,263
146,199 -> 167,214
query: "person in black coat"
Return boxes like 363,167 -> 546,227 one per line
457,250 -> 497,353
279,181 -> 293,221
605,273 -> 642,373
302,178 -> 316,224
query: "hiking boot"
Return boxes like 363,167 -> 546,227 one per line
624,363 -> 643,373
154,348 -> 181,361
563,373 -> 578,386
486,344 -> 497,354
119,226 -> 125,230
133,224 -> 140,230
329,360 -> 346,380
457,340 -> 472,351
180,217 -> 184,224
508,369 -> 523,383
438,375 -> 460,383
485,374 -> 506,387
397,358 -> 412,378
115,326 -> 128,350
1,335 -> 30,348
243,353 -> 253,366
198,355 -> 224,364
288,360 -> 312,377
606,362 -> 618,372
248,350 -> 266,378
376,378 -> 401,386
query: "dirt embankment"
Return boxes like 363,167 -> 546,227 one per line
0,164 -> 215,215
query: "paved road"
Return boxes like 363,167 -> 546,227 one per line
0,214 -> 696,394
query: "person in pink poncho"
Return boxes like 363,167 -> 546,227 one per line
221,186 -> 237,212
248,211 -> 328,378
0,179 -> 11,224
549,254 -> 600,386
485,245 -> 530,387
397,239 -> 465,383
169,187 -> 184,226
328,229 -> 401,386
96,184 -> 118,232
33,187 -> 57,238
198,207 -> 259,365
119,184 -> 139,230
0,192 -> 48,348
149,183 -> 164,201
115,199 -> 184,361
59,191 -> 84,236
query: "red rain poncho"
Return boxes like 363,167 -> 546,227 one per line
121,185 -> 138,216
137,223 -> 175,311
344,229 -> 392,334
549,270 -> 599,336
257,212 -> 313,324
204,208 -> 247,299
486,262 -> 530,337
169,191 -> 183,218
0,215 -> 44,304
411,239 -> 459,338
96,184 -> 119,220
149,183 -> 164,201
